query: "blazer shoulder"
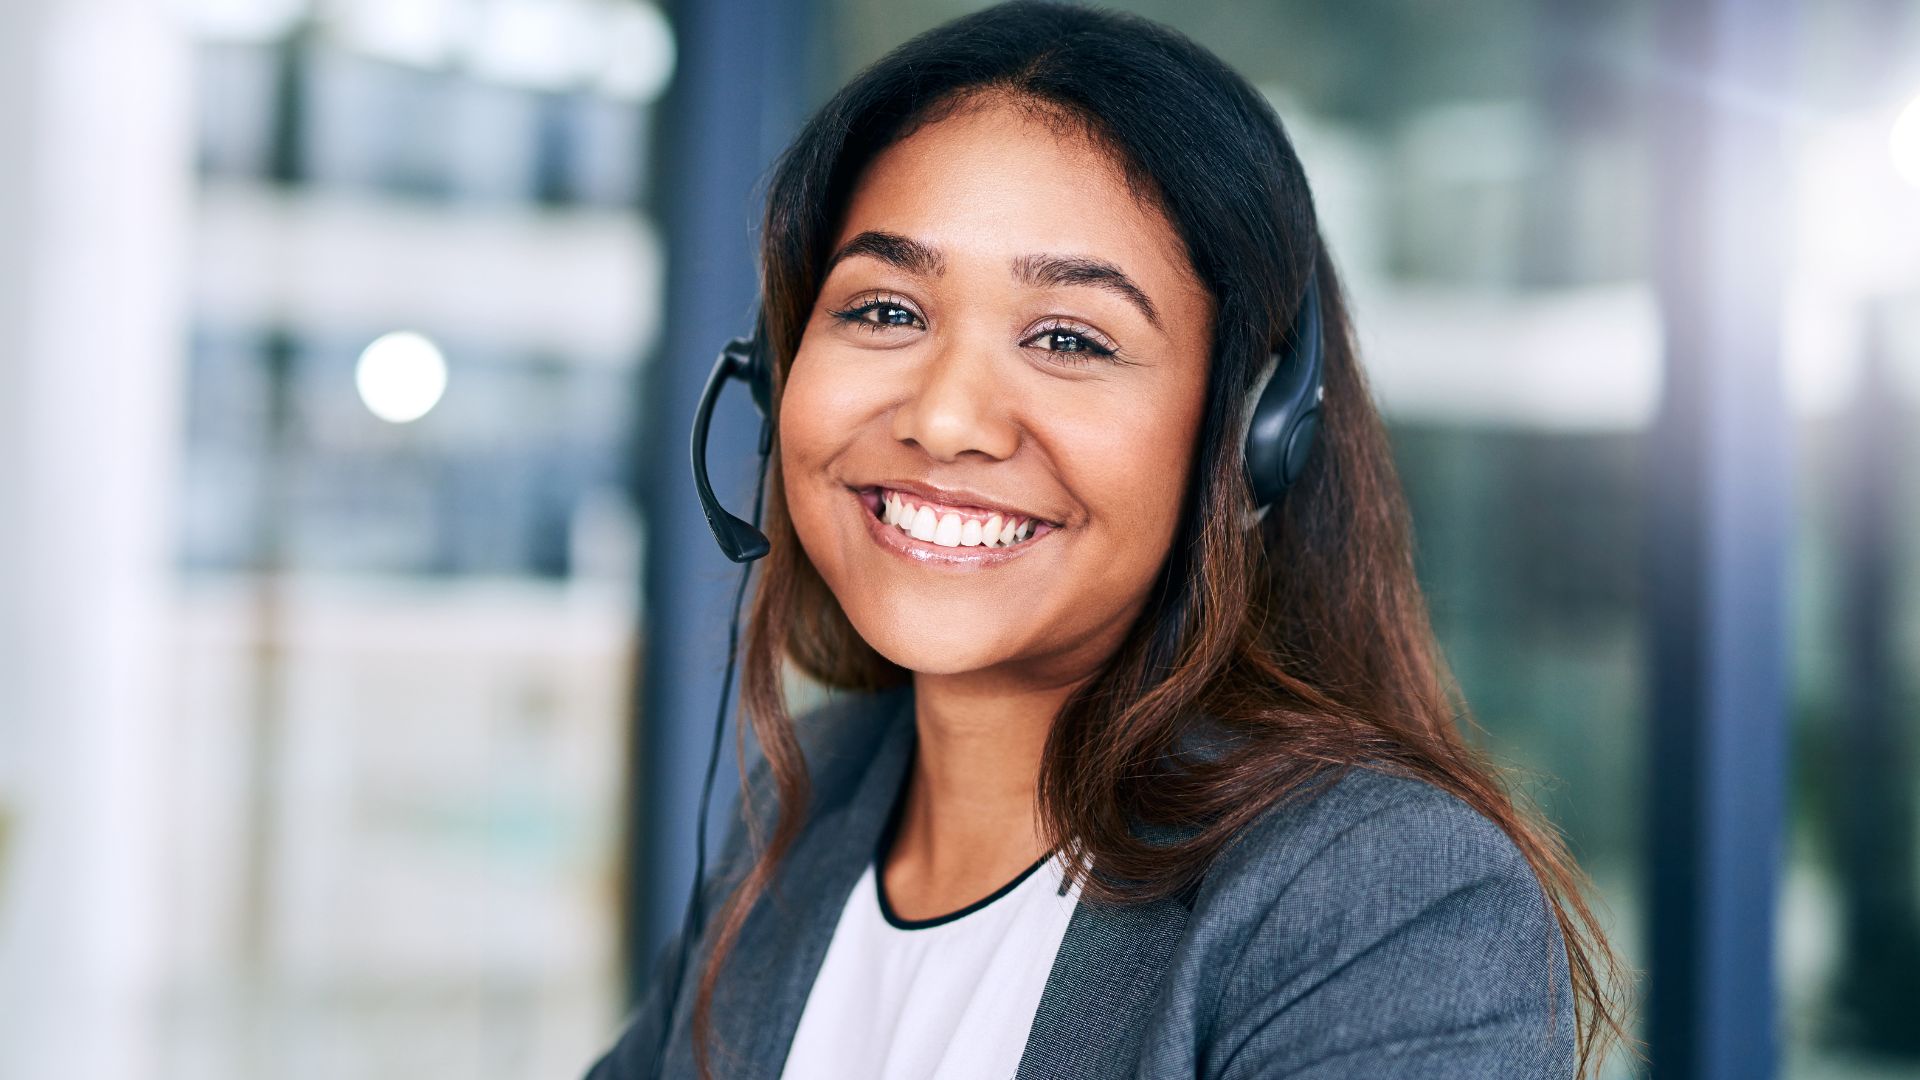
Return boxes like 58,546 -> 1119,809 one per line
1202,764 -> 1539,904
1184,764 -> 1576,1078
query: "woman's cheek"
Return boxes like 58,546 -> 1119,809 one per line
778,364 -> 837,483
779,368 -> 862,578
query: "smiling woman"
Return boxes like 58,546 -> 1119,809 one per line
584,3 -> 1634,1079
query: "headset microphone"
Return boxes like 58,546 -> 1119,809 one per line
654,262 -> 1323,1069
690,330 -> 774,563
647,325 -> 773,1073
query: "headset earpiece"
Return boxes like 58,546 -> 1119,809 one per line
1242,267 -> 1326,515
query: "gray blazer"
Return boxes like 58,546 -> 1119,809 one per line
586,683 -> 1576,1078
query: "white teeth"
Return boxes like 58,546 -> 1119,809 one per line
888,496 -> 915,533
876,489 -> 1043,549
909,505 -> 938,541
933,512 -> 963,547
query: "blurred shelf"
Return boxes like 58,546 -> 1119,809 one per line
191,177 -> 661,365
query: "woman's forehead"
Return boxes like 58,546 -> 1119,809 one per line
834,101 -> 1204,301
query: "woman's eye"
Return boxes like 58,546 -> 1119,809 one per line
1027,323 -> 1118,364
828,300 -> 923,332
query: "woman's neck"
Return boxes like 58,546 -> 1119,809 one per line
879,672 -> 1076,918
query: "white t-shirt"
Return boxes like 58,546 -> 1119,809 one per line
779,797 -> 1084,1079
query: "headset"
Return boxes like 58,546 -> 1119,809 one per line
650,263 -> 1325,1069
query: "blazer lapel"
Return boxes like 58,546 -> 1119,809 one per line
703,689 -> 917,1078
1015,882 -> 1194,1078
1016,748 -> 1214,1079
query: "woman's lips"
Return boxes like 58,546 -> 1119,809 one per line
852,486 -> 1055,568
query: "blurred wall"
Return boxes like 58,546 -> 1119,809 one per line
0,3 -> 190,1078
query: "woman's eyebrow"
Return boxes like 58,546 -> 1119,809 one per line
826,230 -> 947,278
1011,252 -> 1162,332
825,229 -> 1162,331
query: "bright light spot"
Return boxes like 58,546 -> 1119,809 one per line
356,331 -> 448,423
1892,92 -> 1920,189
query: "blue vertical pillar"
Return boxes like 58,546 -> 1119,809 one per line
628,0 -> 815,1001
1644,0 -> 1798,1077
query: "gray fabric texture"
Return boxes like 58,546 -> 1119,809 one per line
583,683 -> 1577,1079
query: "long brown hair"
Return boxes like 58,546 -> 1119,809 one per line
686,2 -> 1638,1075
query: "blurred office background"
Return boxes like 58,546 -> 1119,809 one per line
0,1 -> 1915,1078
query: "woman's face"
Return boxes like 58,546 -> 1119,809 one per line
781,96 -> 1215,685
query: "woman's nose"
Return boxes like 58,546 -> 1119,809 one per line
890,342 -> 1020,463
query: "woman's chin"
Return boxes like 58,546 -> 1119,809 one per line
845,614 -> 1010,677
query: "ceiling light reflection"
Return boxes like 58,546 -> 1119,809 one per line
355,330 -> 449,423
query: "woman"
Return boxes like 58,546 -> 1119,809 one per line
589,2 -> 1634,1077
